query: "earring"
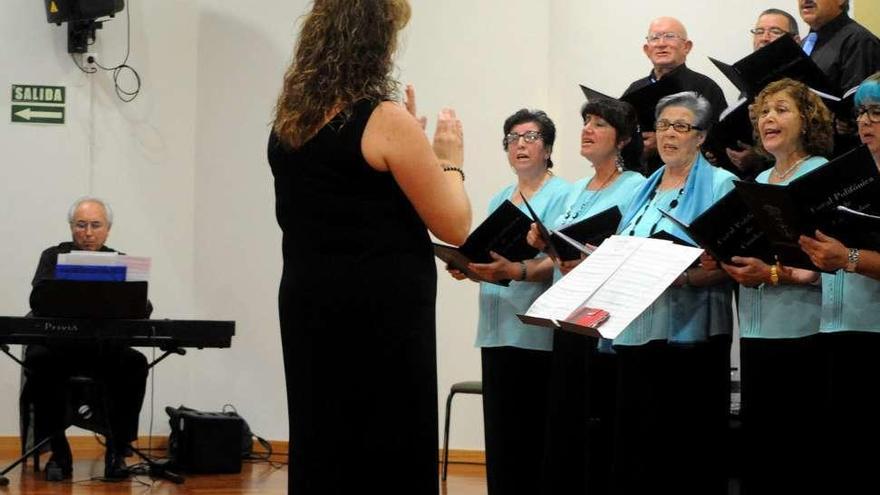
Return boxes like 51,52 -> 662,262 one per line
615,151 -> 625,172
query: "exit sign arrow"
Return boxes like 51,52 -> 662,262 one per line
11,105 -> 65,124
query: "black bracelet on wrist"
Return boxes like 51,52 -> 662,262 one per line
442,165 -> 465,181
518,261 -> 527,281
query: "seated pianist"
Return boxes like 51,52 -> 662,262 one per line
24,197 -> 149,481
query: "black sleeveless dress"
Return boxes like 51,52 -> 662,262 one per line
268,99 -> 439,494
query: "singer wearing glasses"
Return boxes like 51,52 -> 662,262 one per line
799,72 -> 880,493
612,91 -> 736,495
446,109 -> 569,495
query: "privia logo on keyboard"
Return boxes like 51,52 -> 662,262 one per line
43,322 -> 79,332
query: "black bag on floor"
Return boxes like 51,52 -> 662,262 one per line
165,405 -> 247,473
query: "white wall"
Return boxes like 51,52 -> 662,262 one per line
0,0 -> 801,451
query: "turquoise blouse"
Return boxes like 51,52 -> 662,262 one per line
550,170 -> 648,282
613,158 -> 736,346
739,156 -> 828,339
475,175 -> 571,351
820,271 -> 880,333
551,170 -> 646,352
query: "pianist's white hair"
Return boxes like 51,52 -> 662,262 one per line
67,196 -> 114,227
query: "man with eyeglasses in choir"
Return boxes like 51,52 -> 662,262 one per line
623,17 -> 728,176
726,9 -> 802,178
23,197 -> 148,481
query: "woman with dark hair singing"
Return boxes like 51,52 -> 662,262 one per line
447,108 -> 569,495
268,1 -> 470,493
528,98 -> 646,495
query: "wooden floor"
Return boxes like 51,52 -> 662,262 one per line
0,445 -> 488,494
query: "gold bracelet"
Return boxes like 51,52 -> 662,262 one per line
769,264 -> 780,286
518,261 -> 527,281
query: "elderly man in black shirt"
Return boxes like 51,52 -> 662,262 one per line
624,16 -> 728,175
24,197 -> 148,481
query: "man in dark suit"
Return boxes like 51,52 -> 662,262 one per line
24,197 -> 148,481
799,0 -> 880,92
799,0 -> 880,154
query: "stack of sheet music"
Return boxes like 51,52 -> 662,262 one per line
519,235 -> 703,340
56,251 -> 152,282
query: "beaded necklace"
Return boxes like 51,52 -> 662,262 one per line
626,171 -> 688,236
561,170 -> 620,223
771,154 -> 812,181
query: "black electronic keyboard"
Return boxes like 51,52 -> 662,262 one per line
0,316 -> 234,349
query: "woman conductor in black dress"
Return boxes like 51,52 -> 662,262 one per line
267,1 -> 471,493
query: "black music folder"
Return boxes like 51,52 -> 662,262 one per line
519,193 -> 561,261
579,84 -> 614,103
732,146 -> 880,269
433,200 -> 538,286
551,206 -> 622,261
30,280 -> 150,319
834,206 -> 880,248
659,190 -> 775,265
709,35 -> 839,100
580,76 -> 684,132
711,97 -> 754,150
621,77 -> 685,132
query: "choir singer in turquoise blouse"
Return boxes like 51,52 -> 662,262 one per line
527,97 -> 645,494
720,78 -> 832,495
799,71 -> 880,493
611,91 -> 735,495
446,108 -> 568,495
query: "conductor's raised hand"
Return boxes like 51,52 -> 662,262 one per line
433,108 -> 464,168
404,84 -> 428,130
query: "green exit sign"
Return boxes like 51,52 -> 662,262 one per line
11,84 -> 66,124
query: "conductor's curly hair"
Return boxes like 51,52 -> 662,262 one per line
273,0 -> 411,149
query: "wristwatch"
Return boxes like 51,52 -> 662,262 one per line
845,248 -> 860,273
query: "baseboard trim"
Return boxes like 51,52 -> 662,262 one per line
1,436 -> 483,465
0,435 -> 289,462
441,449 -> 485,464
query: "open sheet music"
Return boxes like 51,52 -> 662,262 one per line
518,235 -> 702,339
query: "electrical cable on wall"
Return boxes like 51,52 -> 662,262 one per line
58,1 -> 141,102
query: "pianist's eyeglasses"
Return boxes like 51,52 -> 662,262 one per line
72,221 -> 106,231
856,105 -> 880,124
